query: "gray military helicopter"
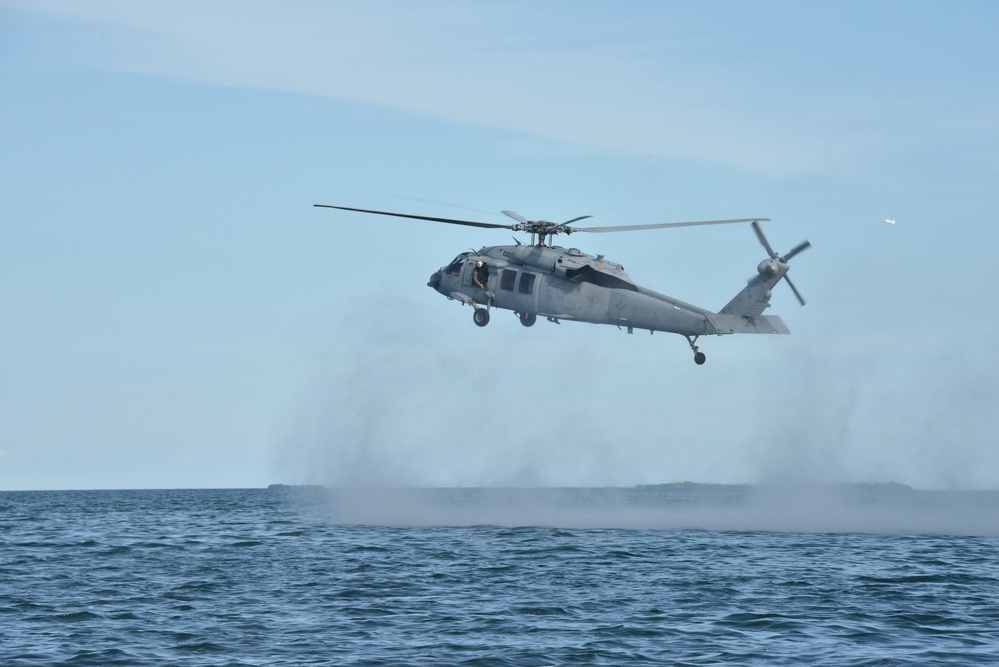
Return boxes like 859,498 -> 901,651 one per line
314,204 -> 810,364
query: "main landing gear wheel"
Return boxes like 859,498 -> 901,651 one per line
473,308 -> 490,327
518,312 -> 537,327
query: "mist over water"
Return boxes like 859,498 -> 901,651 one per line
747,343 -> 999,490
315,484 -> 999,538
270,334 -> 999,535
273,313 -> 999,533
276,330 -> 655,489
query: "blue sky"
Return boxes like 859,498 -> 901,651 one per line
2,1 -> 997,490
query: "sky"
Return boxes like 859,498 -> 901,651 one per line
1,1 -> 998,491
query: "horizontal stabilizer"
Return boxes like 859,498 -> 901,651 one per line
706,314 -> 789,335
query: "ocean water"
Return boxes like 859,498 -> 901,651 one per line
2,485 -> 998,666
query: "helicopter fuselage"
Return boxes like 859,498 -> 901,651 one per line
313,203 -> 808,364
427,243 -> 788,341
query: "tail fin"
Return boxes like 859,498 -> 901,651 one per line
719,266 -> 784,317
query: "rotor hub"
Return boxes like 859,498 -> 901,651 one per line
759,259 -> 781,276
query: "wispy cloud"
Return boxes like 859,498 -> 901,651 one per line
8,0 -> 939,177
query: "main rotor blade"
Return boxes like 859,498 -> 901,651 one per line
785,275 -> 806,306
501,210 -> 530,225
314,204 -> 514,230
562,215 -> 592,226
752,220 -> 777,258
576,218 -> 769,233
783,240 -> 812,262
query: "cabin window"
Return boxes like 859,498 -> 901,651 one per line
500,269 -> 517,291
518,272 -> 536,295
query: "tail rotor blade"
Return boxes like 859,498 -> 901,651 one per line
785,276 -> 806,306
784,240 -> 812,262
752,220 -> 777,258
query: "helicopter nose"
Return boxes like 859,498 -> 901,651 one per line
427,270 -> 442,290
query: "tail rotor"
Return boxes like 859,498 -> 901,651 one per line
751,221 -> 811,305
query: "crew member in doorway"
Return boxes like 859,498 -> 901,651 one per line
473,260 -> 489,289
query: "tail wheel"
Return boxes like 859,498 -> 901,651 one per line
519,312 -> 537,327
473,308 -> 490,327
685,336 -> 706,365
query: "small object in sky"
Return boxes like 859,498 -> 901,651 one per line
884,219 -> 896,225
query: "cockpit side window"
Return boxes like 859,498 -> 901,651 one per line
444,255 -> 466,276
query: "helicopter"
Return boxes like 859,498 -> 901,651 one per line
314,204 -> 810,364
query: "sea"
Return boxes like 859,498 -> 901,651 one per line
2,484 -> 998,666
